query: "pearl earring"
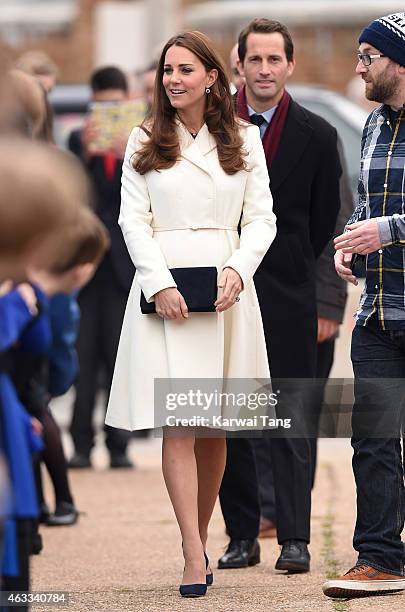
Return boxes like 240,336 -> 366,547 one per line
205,87 -> 211,94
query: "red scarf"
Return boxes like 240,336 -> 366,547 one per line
236,85 -> 291,168
103,152 -> 117,181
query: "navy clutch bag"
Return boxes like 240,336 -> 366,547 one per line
140,266 -> 218,314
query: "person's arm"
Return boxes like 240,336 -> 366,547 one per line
119,127 -> 176,302
316,139 -> 354,333
375,215 -> 405,246
309,126 -> 342,258
17,285 -> 51,354
67,129 -> 84,160
223,125 -> 277,288
47,293 -> 80,397
0,289 -> 36,352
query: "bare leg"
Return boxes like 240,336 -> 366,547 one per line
195,433 -> 227,572
162,427 -> 205,585
195,435 -> 227,547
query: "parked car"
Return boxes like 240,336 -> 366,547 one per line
49,82 -> 368,195
289,84 -> 368,195
48,84 -> 90,148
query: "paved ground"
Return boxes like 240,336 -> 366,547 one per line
30,283 -> 405,611
31,436 -> 405,612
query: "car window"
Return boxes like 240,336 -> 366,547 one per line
53,112 -> 86,149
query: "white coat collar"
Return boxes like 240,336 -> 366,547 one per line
175,118 -> 216,175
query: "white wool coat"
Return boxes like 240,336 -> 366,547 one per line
105,120 -> 276,431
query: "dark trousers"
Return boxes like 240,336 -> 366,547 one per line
351,324 -> 405,575
253,339 -> 336,524
70,254 -> 130,457
1,519 -> 32,612
309,338 -> 335,486
35,406 -> 73,506
219,310 -> 316,544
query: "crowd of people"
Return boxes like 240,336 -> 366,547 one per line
0,8 -> 404,607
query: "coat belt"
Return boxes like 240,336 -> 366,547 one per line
152,225 -> 238,232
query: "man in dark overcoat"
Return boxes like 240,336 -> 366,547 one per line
219,18 -> 342,572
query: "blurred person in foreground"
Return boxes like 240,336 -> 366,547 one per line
15,50 -> 59,94
68,66 -> 135,469
0,210 -> 106,597
1,70 -> 92,532
0,138 -> 86,281
6,69 -> 46,141
105,30 -> 276,598
12,52 -> 59,143
13,209 -> 109,534
0,139 -> 89,602
218,18 -> 341,573
324,12 -> 405,598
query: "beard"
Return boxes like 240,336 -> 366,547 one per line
364,68 -> 400,103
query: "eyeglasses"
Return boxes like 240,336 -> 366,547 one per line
357,53 -> 386,67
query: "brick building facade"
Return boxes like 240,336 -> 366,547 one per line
0,1 -> 396,92
2,0 -> 97,83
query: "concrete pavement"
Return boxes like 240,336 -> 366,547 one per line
30,283 -> 405,611
31,436 -> 405,612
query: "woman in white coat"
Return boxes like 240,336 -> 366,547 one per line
105,31 -> 276,597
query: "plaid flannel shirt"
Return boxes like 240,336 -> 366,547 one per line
348,104 -> 405,329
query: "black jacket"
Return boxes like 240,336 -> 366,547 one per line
252,99 -> 342,376
68,129 -> 134,292
315,138 -> 353,323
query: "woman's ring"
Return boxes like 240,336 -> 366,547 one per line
234,296 -> 240,302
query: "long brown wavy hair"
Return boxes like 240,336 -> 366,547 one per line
133,31 -> 247,175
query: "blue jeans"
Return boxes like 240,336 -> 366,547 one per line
351,324 -> 405,575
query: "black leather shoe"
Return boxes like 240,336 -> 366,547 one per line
46,502 -> 79,527
218,539 -> 260,569
31,531 -> 43,555
275,540 -> 310,573
68,453 -> 91,469
110,454 -> 134,469
39,502 -> 50,524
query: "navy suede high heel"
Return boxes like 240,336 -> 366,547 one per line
179,582 -> 207,598
179,546 -> 207,598
204,552 -> 214,586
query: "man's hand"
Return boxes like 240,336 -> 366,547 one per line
334,219 -> 382,255
215,268 -> 243,312
334,250 -> 358,285
154,287 -> 188,320
317,317 -> 339,343
81,118 -> 99,159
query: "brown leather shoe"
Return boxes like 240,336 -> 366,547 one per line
323,564 -> 405,598
258,516 -> 277,539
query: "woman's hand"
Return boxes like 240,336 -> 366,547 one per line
154,287 -> 189,320
215,267 -> 243,312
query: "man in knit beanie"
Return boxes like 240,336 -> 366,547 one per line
323,13 -> 405,599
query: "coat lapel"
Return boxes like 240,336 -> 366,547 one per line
176,120 -> 216,176
269,100 -> 313,192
